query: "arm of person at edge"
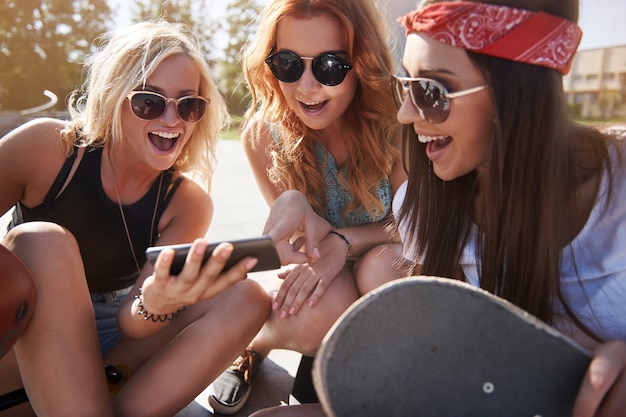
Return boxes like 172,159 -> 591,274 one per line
116,174 -> 261,339
573,132 -> 626,415
243,119 -> 331,263
571,130 -> 626,417
573,342 -> 626,416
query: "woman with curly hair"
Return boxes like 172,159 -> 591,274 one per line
208,0 -> 407,413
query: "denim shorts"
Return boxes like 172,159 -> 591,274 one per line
91,286 -> 132,356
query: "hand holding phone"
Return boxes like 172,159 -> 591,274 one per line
145,236 -> 281,275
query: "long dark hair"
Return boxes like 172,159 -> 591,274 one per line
399,0 -> 618,340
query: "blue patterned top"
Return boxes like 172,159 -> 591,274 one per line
267,122 -> 391,228
314,142 -> 391,228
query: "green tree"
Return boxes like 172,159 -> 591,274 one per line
0,0 -> 111,110
217,0 -> 261,117
129,0 -> 218,61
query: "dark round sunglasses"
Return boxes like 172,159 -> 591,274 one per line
265,50 -> 353,87
391,75 -> 488,124
126,91 -> 209,123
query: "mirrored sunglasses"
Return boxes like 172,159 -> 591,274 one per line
127,91 -> 208,123
391,75 -> 488,124
265,50 -> 353,87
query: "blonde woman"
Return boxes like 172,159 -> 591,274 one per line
0,20 -> 269,417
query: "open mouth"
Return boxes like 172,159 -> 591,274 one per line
419,134 -> 453,154
149,131 -> 180,152
301,100 -> 329,112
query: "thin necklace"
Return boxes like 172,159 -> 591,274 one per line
108,151 -> 163,275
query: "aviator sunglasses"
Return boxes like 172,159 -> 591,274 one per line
265,50 -> 353,86
391,75 -> 488,124
127,91 -> 209,123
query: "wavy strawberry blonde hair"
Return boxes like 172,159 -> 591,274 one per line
242,0 -> 400,218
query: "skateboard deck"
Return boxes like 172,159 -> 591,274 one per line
313,276 -> 591,417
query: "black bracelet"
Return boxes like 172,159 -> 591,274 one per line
329,230 -> 352,256
135,288 -> 186,322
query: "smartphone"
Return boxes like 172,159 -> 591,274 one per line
145,236 -> 281,275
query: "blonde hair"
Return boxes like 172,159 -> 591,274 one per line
243,0 -> 400,217
64,19 -> 228,190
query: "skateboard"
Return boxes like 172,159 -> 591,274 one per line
313,276 -> 592,417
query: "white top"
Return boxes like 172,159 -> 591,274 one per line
393,140 -> 626,346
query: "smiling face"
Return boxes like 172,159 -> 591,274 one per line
120,54 -> 201,172
397,33 -> 495,181
273,13 -> 358,134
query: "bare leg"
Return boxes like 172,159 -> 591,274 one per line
1,222 -> 113,417
249,403 -> 327,417
353,243 -> 409,295
250,243 -> 409,358
249,267 -> 359,358
110,278 -> 270,417
0,350 -> 34,417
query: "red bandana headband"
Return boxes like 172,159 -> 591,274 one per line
400,2 -> 582,74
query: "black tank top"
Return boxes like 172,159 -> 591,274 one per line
11,146 -> 183,292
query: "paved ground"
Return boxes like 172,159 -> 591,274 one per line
0,139 -> 302,416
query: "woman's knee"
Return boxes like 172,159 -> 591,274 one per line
256,306 -> 319,355
239,278 -> 272,312
4,222 -> 79,262
214,279 -> 271,329
4,222 -> 84,289
354,243 -> 406,294
267,284 -> 356,354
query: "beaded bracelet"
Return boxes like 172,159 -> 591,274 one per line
329,230 -> 352,256
135,288 -> 186,322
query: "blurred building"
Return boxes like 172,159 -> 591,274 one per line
564,45 -> 626,119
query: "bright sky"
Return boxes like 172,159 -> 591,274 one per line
109,0 -> 626,51
578,0 -> 626,49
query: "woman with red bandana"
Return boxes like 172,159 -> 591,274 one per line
249,0 -> 626,416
